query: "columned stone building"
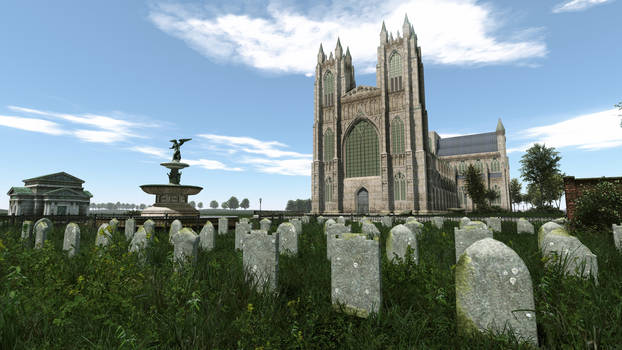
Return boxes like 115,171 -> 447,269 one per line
311,16 -> 510,214
7,172 -> 92,216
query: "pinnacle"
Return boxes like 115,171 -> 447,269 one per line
403,13 -> 410,26
381,21 -> 387,32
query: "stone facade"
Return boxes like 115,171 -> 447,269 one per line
7,172 -> 92,216
311,17 -> 510,214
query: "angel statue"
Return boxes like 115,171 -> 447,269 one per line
169,138 -> 192,162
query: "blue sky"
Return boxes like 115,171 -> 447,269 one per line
1,0 -> 620,210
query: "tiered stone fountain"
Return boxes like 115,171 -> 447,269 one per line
140,139 -> 202,217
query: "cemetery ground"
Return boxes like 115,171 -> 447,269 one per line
0,218 -> 621,349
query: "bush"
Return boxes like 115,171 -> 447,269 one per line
573,181 -> 622,229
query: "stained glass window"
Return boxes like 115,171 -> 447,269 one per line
323,71 -> 334,106
324,128 -> 334,161
389,52 -> 403,92
394,173 -> 406,200
391,116 -> 405,154
345,120 -> 380,178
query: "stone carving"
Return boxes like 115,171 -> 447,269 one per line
169,138 -> 191,162
63,222 -> 80,257
456,238 -> 538,346
386,224 -> 418,264
243,230 -> 279,292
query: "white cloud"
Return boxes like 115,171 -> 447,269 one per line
198,134 -> 311,158
149,0 -> 547,75
130,146 -> 170,158
241,157 -> 311,176
508,108 -> 622,153
185,158 -> 244,171
553,0 -> 612,13
0,115 -> 67,135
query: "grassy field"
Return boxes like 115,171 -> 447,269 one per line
0,218 -> 620,349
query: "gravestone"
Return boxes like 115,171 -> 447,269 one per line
243,230 -> 279,292
129,225 -> 149,259
21,220 -> 33,246
459,217 -> 471,228
125,218 -> 136,241
172,227 -> 199,265
34,219 -> 52,249
317,216 -> 326,225
380,216 -> 393,228
553,217 -> 568,226
199,221 -> 215,251
324,219 -> 336,233
95,223 -> 113,247
432,216 -> 444,230
240,218 -> 249,224
456,238 -> 538,346
386,224 -> 418,264
331,234 -> 381,318
463,221 -> 489,231
235,222 -> 251,250
541,228 -> 598,282
361,220 -> 380,238
218,217 -> 228,235
326,223 -> 350,260
301,216 -> 310,224
486,217 -> 502,233
143,219 -> 155,238
109,218 -> 119,233
613,224 -> 622,251
169,219 -> 183,243
260,218 -> 271,232
517,218 -> 534,234
404,218 -> 423,238
454,225 -> 493,262
63,222 -> 80,257
277,222 -> 298,256
290,218 -> 302,235
537,221 -> 564,249
337,216 -> 346,225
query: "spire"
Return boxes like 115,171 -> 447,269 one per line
345,46 -> 351,63
496,118 -> 505,134
335,37 -> 343,58
317,43 -> 325,63
403,13 -> 412,37
329,51 -> 333,61
390,32 -> 394,41
380,21 -> 388,44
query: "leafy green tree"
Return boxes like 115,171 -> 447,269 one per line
210,200 -> 218,209
519,143 -> 562,209
509,178 -> 523,212
197,202 -> 203,209
240,198 -> 250,209
227,196 -> 240,210
139,203 -> 146,209
463,164 -> 497,210
574,180 -> 622,228
189,201 -> 196,208
548,173 -> 565,209
285,200 -> 295,211
221,201 -> 229,209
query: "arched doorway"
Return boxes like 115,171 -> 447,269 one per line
357,188 -> 369,214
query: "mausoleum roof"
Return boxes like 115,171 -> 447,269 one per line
7,187 -> 34,196
437,132 -> 498,156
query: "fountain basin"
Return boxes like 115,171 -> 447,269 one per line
140,184 -> 203,217
160,162 -> 190,170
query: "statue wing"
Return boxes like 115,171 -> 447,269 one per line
169,139 -> 178,144
178,138 -> 192,145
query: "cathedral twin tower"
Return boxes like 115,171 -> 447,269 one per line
311,15 -> 511,214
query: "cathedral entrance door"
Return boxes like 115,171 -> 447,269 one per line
357,188 -> 369,214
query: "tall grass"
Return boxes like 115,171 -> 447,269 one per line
0,217 -> 620,349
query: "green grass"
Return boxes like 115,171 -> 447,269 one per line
0,218 -> 620,349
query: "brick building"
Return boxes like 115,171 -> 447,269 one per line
563,176 -> 622,220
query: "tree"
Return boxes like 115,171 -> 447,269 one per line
139,203 -> 146,209
240,198 -> 250,209
197,202 -> 203,209
509,178 -> 523,212
210,200 -> 218,209
221,201 -> 229,209
227,196 -> 240,210
284,198 -> 312,212
463,164 -> 498,210
548,173 -> 565,209
285,200 -> 295,211
519,143 -> 562,209
189,201 -> 196,208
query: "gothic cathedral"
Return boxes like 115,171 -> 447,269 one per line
311,16 -> 511,214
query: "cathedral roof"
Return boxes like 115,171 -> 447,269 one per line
343,85 -> 380,97
437,132 -> 498,156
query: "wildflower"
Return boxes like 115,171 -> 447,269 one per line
247,303 -> 254,312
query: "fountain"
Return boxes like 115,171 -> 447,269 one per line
140,138 -> 203,217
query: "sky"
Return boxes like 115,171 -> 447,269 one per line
1,0 -> 620,210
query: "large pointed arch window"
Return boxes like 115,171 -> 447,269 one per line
323,71 -> 334,106
389,52 -> 403,92
391,116 -> 405,154
345,120 -> 380,178
323,128 -> 334,161
492,158 -> 500,172
394,172 -> 406,201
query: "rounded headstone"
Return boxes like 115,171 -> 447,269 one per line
199,221 -> 215,251
169,219 -> 183,243
63,222 -> 81,257
386,224 -> 418,263
95,223 -> 113,247
124,218 -> 136,241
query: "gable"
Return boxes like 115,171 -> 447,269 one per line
23,172 -> 84,185
42,187 -> 89,198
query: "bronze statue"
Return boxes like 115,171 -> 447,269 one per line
169,138 -> 191,162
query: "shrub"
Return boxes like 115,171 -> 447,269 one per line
573,181 -> 622,228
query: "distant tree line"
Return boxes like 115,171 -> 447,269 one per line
90,202 -> 147,210
206,197 -> 250,210
285,199 -> 311,212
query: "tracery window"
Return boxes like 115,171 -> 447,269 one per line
389,52 -> 403,92
394,173 -> 406,201
324,71 -> 334,106
492,158 -> 500,172
391,116 -> 405,154
345,120 -> 380,178
323,128 -> 334,161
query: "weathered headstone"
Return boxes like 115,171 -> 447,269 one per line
129,225 -> 149,259
456,238 -> 538,345
95,223 -> 113,247
169,219 -> 183,243
380,216 -> 393,228
386,224 -> 418,264
239,218 -> 249,224
235,222 -> 251,250
124,218 -> 136,241
243,230 -> 279,292
459,217 -> 471,228
301,216 -> 310,224
432,216 -> 444,230
199,221 -> 215,251
326,223 -> 350,260
63,222 -> 80,257
21,220 -> 33,246
324,218 -> 336,233
613,224 -> 622,251
361,220 -> 380,238
553,217 -> 568,226
541,228 -> 598,282
331,234 -> 381,318
218,217 -> 228,235
486,217 -> 502,233
404,218 -> 423,238
290,218 -> 302,235
317,216 -> 326,225
143,219 -> 155,238
108,218 -> 119,233
172,227 -> 199,265
34,219 -> 52,249
454,225 -> 493,262
337,216 -> 346,225
277,222 -> 298,256
517,218 -> 534,234
537,221 -> 564,249
260,218 -> 271,232
463,221 -> 489,231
